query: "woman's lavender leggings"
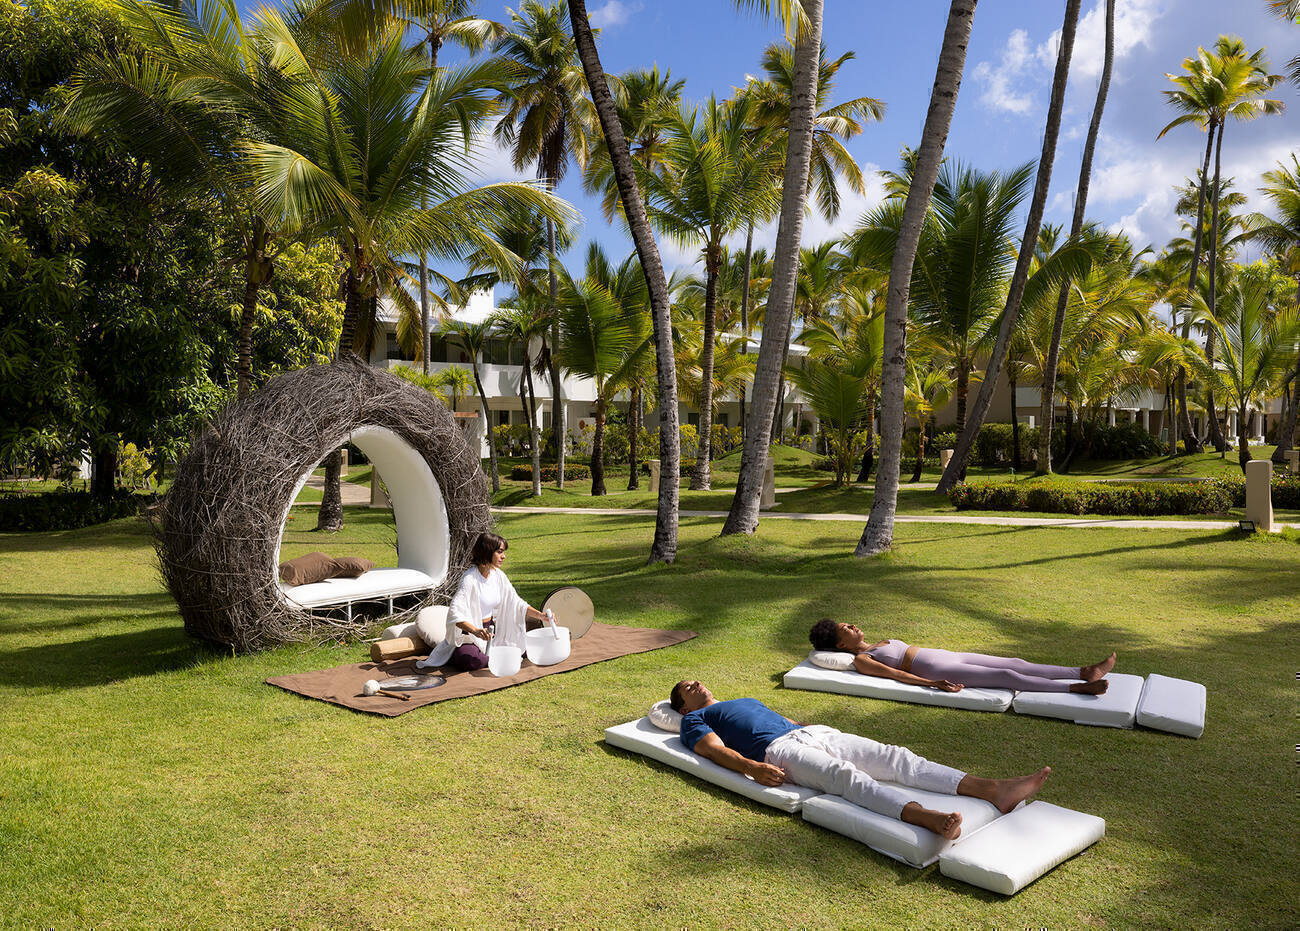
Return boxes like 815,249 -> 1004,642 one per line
910,649 -> 1080,692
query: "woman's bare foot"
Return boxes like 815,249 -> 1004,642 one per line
901,802 -> 963,839
1081,652 -> 1117,682
989,766 -> 1052,814
1069,679 -> 1109,695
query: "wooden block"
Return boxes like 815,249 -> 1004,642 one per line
370,636 -> 427,662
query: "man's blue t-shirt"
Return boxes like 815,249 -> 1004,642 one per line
679,698 -> 800,762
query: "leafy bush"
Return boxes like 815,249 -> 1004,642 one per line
931,431 -> 956,452
1209,474 -> 1300,509
602,423 -> 630,464
679,424 -> 698,460
710,423 -> 742,458
508,464 -> 590,482
971,423 -> 1040,466
950,480 -> 1232,516
0,490 -> 151,532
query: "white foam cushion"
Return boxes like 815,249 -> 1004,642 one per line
282,568 -> 437,608
647,700 -> 682,732
380,620 -> 420,641
801,788 -> 1006,869
604,718 -> 819,813
1011,673 -> 1144,728
1136,674 -> 1205,738
938,801 -> 1105,895
808,650 -> 855,672
413,604 -> 449,646
784,659 -> 1014,712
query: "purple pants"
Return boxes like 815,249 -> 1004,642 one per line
910,649 -> 1080,692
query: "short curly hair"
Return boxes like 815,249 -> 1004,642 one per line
669,681 -> 688,713
809,617 -> 840,651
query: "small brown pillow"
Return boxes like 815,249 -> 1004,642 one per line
331,556 -> 375,578
279,551 -> 338,586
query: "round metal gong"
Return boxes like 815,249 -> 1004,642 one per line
541,586 -> 595,639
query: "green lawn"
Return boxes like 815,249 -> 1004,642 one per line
1,508 -> 1296,927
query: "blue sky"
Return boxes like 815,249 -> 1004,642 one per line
465,0 -> 1297,279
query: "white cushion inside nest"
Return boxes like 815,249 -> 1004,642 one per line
603,717 -> 818,813
938,801 -> 1105,895
1135,674 -> 1206,738
801,788 -> 1007,869
784,659 -> 1015,712
1010,673 -> 1144,728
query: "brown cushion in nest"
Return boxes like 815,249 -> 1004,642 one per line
331,556 -> 376,578
279,552 -> 338,586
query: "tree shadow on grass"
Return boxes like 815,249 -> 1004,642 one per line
0,591 -> 176,635
0,623 -> 212,689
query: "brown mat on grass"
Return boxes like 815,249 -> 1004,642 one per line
266,622 -> 696,717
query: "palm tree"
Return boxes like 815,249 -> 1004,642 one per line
1245,156 -> 1300,460
433,365 -> 474,409
721,0 -> 825,537
904,359 -> 954,482
446,319 -> 502,491
492,300 -> 549,495
645,95 -> 781,490
1037,0 -> 1115,474
554,245 -> 650,495
1265,1 -> 1300,87
937,0 -> 1082,495
1199,271 -> 1300,469
1158,36 -> 1285,453
787,359 -> 867,486
856,0 -> 978,558
495,0 -> 593,484
568,0 -> 680,563
62,0 -> 287,401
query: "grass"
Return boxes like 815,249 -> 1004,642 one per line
1,507 -> 1297,927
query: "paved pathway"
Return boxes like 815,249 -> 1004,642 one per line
296,475 -> 371,506
492,504 -> 1298,531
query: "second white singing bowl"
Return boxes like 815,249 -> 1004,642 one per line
524,626 -> 570,666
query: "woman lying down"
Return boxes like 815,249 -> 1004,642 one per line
810,619 -> 1116,695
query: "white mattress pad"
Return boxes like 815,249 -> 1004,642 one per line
783,659 -> 1015,712
1010,673 -> 1144,728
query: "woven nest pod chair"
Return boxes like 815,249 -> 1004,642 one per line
154,359 -> 490,653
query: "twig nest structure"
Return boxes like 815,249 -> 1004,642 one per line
153,359 -> 490,652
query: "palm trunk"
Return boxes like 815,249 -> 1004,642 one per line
627,382 -> 641,490
722,0 -> 824,536
419,251 -> 430,375
911,421 -> 926,483
1205,119 -> 1228,451
523,357 -> 542,497
1168,380 -> 1180,455
236,218 -> 271,401
1010,368 -> 1021,471
472,363 -> 500,493
570,0 -> 679,561
938,0 -> 1080,494
591,397 -> 607,495
858,0 -> 977,556
317,268 -> 360,532
1238,403 -> 1250,472
1272,360 -> 1300,464
739,223 -> 754,443
1038,0 -> 1113,474
691,245 -> 720,490
546,210 -> 566,488
1173,122 -> 1218,457
955,362 -> 969,434
90,444 -> 118,500
857,383 -> 876,482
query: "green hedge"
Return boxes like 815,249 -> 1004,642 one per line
949,480 -> 1232,516
0,490 -> 152,532
1208,474 -> 1300,509
508,464 -> 591,482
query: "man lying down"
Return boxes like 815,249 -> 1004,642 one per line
669,679 -> 1050,839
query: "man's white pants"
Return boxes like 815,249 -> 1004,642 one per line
764,725 -> 965,819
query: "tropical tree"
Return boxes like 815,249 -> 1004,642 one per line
554,244 -> 651,495
568,0 -> 680,563
856,0 -> 978,558
446,319 -> 503,491
645,94 -> 780,489
492,300 -> 549,496
937,0 -> 1082,494
1198,269 -> 1300,469
433,365 -> 474,408
1265,0 -> 1300,86
722,0 -> 825,537
1157,35 -> 1285,453
787,359 -> 867,486
1037,0 -> 1115,474
903,358 -> 953,482
1245,156 -> 1300,459
495,0 -> 593,483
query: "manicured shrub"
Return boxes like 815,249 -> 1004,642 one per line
949,480 -> 1232,516
508,464 -> 590,482
0,490 -> 151,532
1209,474 -> 1300,509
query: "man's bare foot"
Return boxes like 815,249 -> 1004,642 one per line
1081,652 -> 1117,682
1069,679 -> 1109,695
902,802 -> 963,839
989,766 -> 1052,814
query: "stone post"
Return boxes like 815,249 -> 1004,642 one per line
369,466 -> 391,509
939,449 -> 954,469
1245,459 -> 1273,532
339,447 -> 349,476
1285,450 -> 1299,476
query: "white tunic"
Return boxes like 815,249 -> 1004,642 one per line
419,567 -> 529,668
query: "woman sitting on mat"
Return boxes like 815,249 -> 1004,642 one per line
418,532 -> 550,672
809,619 -> 1115,695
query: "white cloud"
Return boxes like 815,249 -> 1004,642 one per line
465,127 -> 535,184
973,0 -> 1167,116
589,0 -> 643,29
